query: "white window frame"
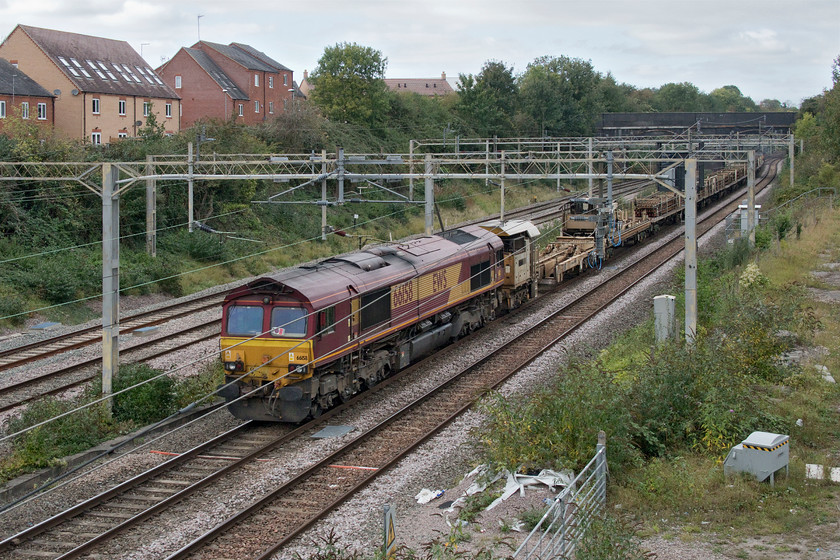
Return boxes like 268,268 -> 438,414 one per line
255,100 -> 260,113
118,99 -> 126,116
165,103 -> 172,118
269,101 -> 274,114
283,74 -> 288,86
238,103 -> 243,117
0,100 -> 6,118
118,132 -> 128,138
175,75 -> 182,89
268,76 -> 273,88
91,132 -> 101,145
254,74 -> 259,87
92,98 -> 100,114
37,102 -> 47,120
21,102 -> 29,119
143,102 -> 150,117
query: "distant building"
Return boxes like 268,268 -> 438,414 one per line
0,57 -> 55,132
298,70 -> 313,99
0,24 -> 180,143
385,72 -> 453,96
301,70 -> 454,99
157,41 -> 293,128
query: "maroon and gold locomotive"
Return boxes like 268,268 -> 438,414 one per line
218,224 -> 522,422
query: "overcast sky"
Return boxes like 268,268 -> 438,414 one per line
1,0 -> 838,106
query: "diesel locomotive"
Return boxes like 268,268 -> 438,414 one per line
217,222 -> 539,422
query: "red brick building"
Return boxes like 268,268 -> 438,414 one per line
157,41 -> 293,128
0,57 -> 54,132
0,25 -> 180,143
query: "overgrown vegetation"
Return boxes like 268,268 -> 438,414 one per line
0,364 -> 223,484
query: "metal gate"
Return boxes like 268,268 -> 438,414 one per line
513,431 -> 607,559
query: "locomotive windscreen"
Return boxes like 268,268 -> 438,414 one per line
270,307 -> 307,337
227,305 -> 264,336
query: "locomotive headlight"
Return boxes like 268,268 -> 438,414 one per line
289,364 -> 308,375
225,360 -> 245,372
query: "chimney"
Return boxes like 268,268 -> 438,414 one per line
441,71 -> 446,80
303,69 -> 308,79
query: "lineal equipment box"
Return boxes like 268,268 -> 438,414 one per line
723,431 -> 789,487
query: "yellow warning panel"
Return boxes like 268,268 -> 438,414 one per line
383,504 -> 396,559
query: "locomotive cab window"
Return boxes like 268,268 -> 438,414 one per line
227,305 -> 264,336
318,306 -> 336,336
470,260 -> 492,290
270,306 -> 307,337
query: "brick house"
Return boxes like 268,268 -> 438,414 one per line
157,41 -> 293,127
0,24 -> 181,143
385,72 -> 454,96
0,57 -> 54,132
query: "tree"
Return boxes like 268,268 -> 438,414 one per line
708,85 -> 757,112
518,55 -> 601,136
456,60 -> 518,137
652,82 -> 707,112
308,42 -> 390,127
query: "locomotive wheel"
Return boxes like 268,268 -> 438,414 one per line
309,402 -> 323,418
339,384 -> 355,403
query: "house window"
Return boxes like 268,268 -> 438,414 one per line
165,103 -> 172,117
91,132 -> 101,145
92,98 -> 100,114
143,102 -> 150,116
118,131 -> 128,138
283,74 -> 288,86
255,100 -> 260,113
268,76 -> 273,88
1,100 -> 6,118
268,101 -> 274,114
118,100 -> 126,115
21,102 -> 29,119
254,74 -> 259,87
175,75 -> 182,89
283,99 -> 287,111
238,103 -> 243,117
37,103 -> 47,120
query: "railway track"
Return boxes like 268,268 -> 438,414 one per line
0,170 -> 758,557
0,294 -> 224,373
162,162 -> 779,560
0,322 -> 221,415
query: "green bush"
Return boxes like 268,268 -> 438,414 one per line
111,364 -> 177,425
575,513 -> 647,560
476,357 -> 639,474
0,283 -> 27,325
4,397 -> 115,473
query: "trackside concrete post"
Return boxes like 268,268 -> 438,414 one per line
102,163 -> 120,408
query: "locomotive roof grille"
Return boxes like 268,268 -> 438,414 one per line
440,229 -> 479,245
